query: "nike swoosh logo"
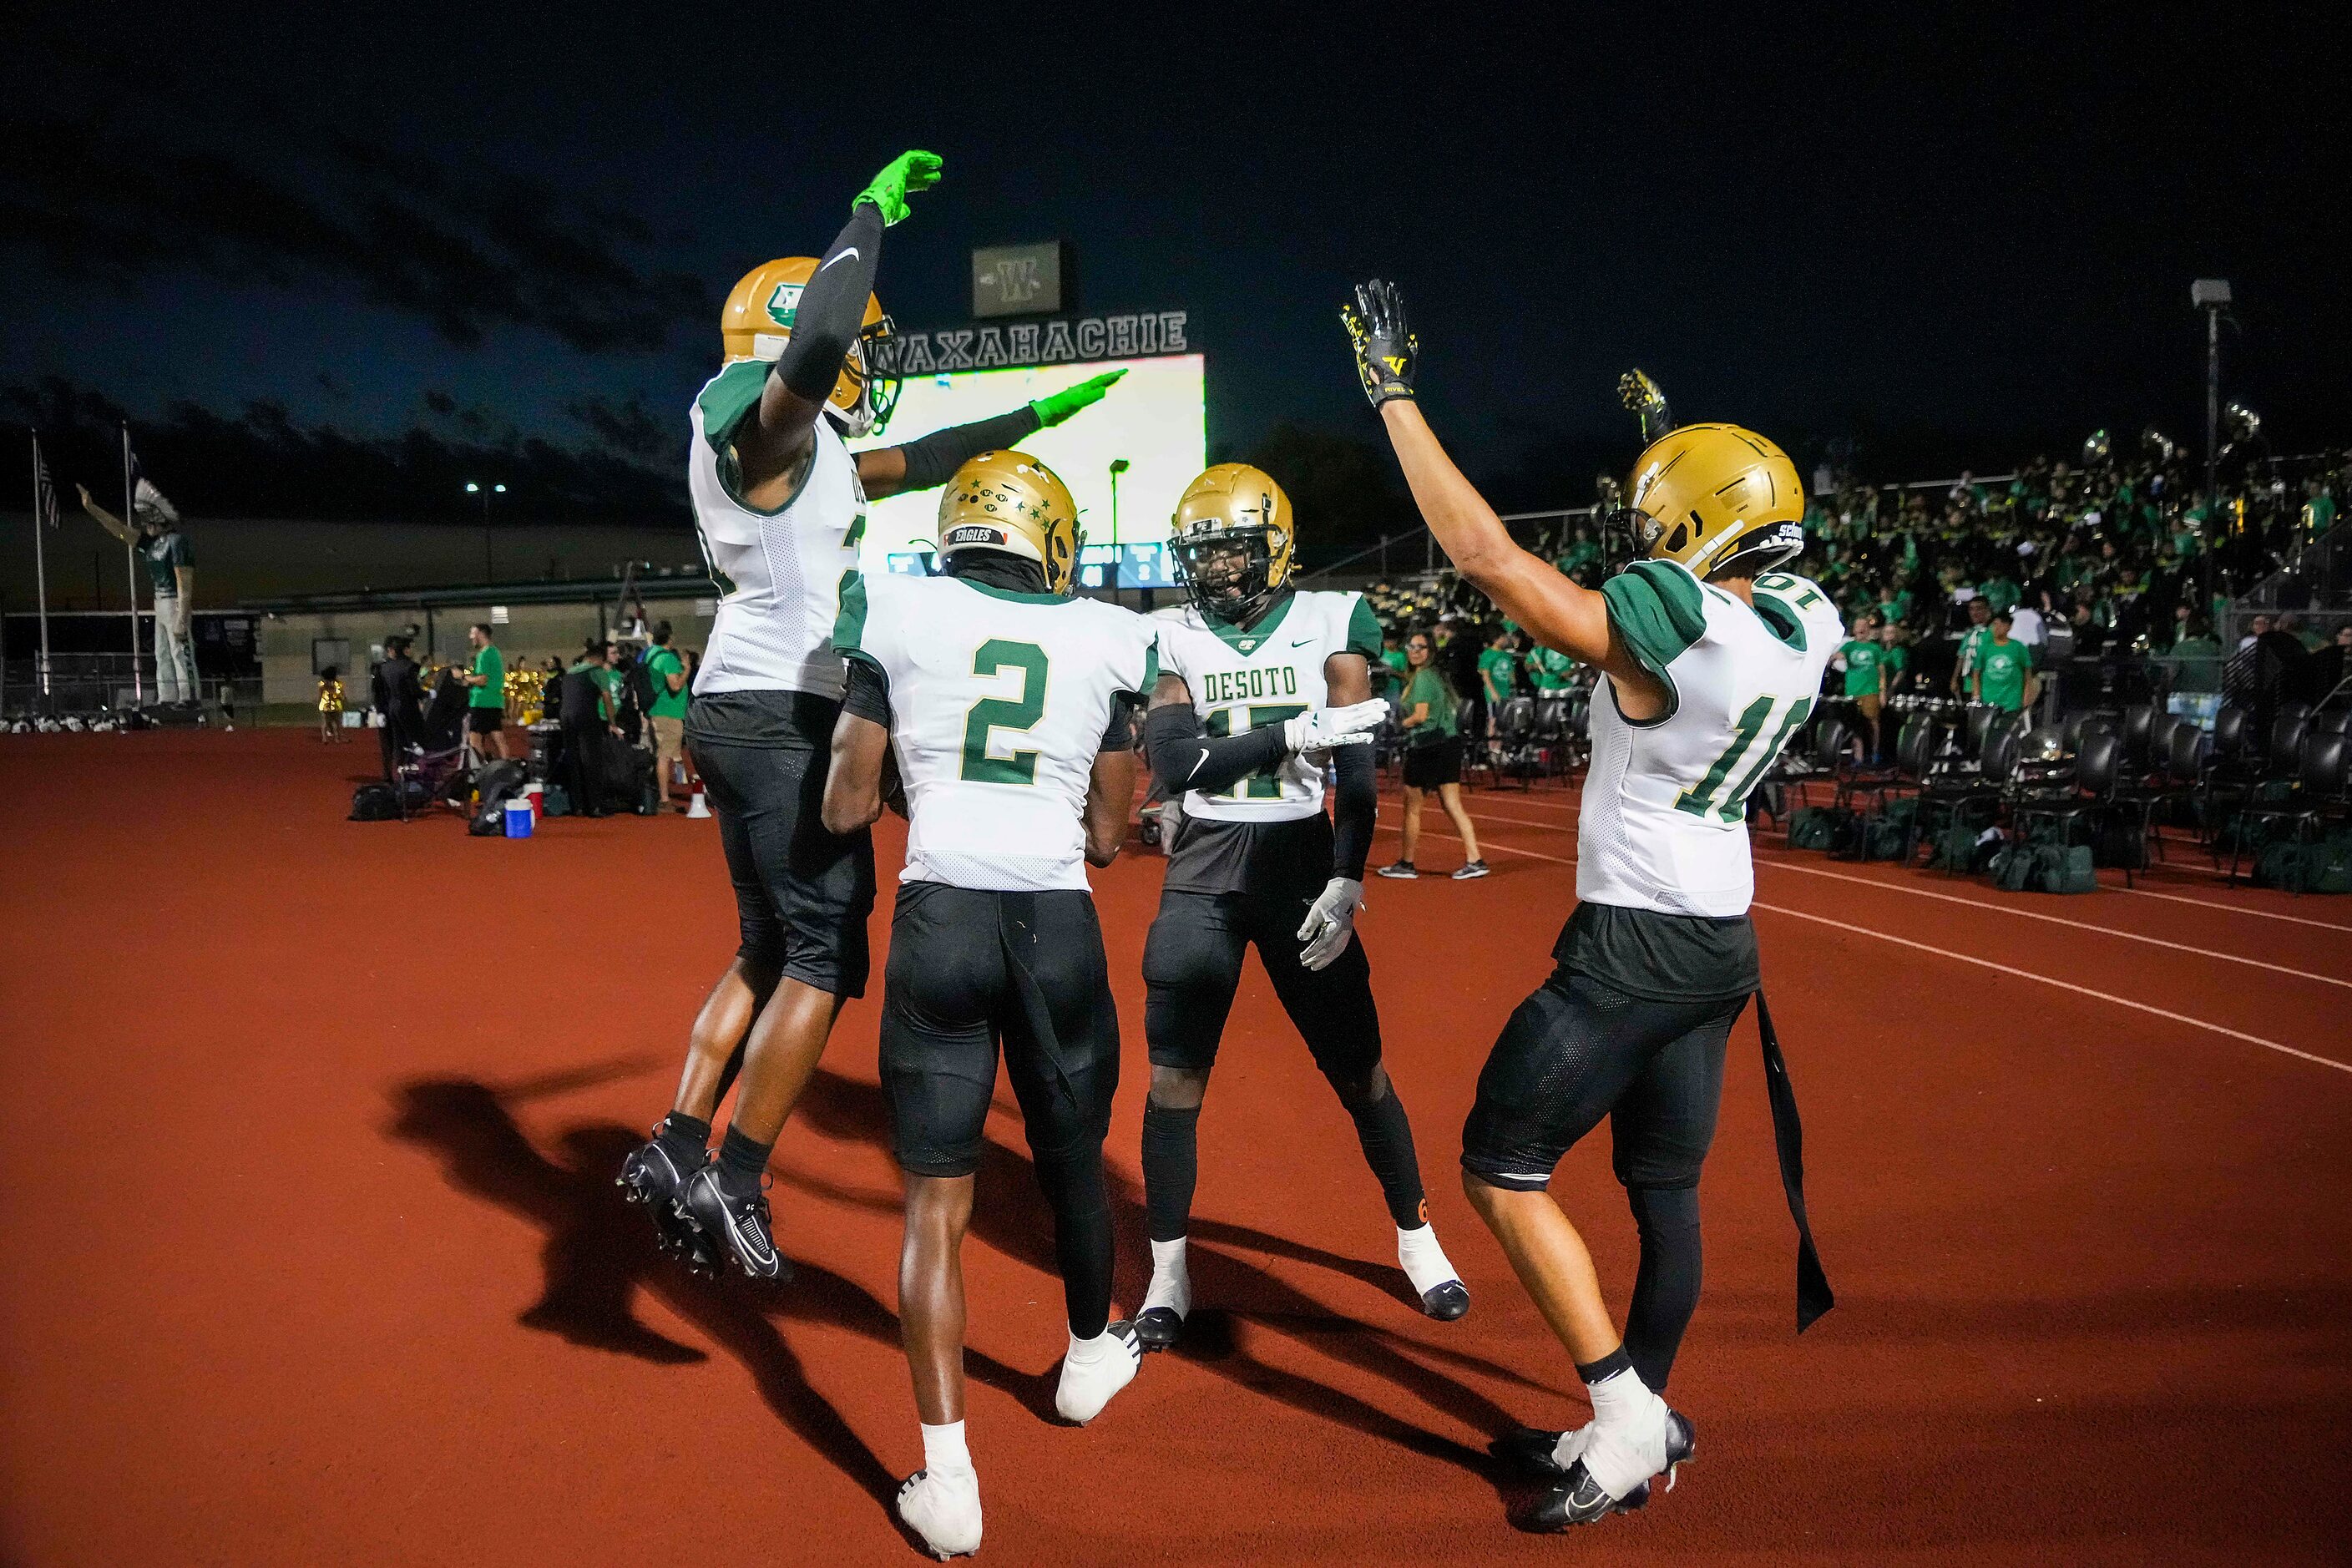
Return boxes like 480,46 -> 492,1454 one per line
1290,637 -> 1314,647
819,248 -> 860,271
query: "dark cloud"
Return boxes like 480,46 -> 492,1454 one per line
564,394 -> 675,465
0,118 -> 707,353
5,377 -> 683,520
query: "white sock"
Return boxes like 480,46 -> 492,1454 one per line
921,1419 -> 972,1476
1142,1236 -> 1191,1318
1065,1325 -> 1125,1365
1395,1223 -> 1460,1297
1582,1365 -> 1667,1498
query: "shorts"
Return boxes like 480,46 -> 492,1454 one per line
1854,693 -> 1883,723
1402,736 -> 1463,790
880,881 -> 1120,1177
650,714 -> 686,776
467,708 -> 504,734
687,690 -> 876,998
1460,964 -> 1748,1193
1143,880 -> 1381,1085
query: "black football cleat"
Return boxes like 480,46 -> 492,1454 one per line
678,1165 -> 793,1283
1419,1280 -> 1471,1321
1134,1306 -> 1186,1352
1522,1409 -> 1692,1530
617,1136 -> 718,1272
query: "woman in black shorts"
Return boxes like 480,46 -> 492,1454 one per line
1378,630 -> 1488,879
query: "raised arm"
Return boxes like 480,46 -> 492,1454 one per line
857,370 -> 1127,501
735,151 -> 939,508
75,485 -> 135,546
1343,281 -> 1663,712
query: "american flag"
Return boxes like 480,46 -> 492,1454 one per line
33,431 -> 61,529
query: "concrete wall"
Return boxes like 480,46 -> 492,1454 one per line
259,595 -> 718,705
0,510 -> 701,613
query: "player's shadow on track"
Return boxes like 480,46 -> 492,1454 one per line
779,1067 -> 1544,1489
383,1064 -> 1055,1516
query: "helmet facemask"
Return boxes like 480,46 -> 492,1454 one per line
1174,525 -> 1278,627
826,318 -> 902,438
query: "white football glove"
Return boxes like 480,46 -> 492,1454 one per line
1296,877 -> 1365,971
1282,700 -> 1388,756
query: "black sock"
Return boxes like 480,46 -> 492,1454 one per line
716,1125 -> 773,1196
1140,1100 -> 1201,1244
1575,1345 -> 1634,1385
1034,1147 -> 1115,1339
1622,1184 -> 1703,1393
655,1111 -> 711,1168
1343,1085 -> 1428,1230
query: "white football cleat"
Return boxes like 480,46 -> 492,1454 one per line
1055,1321 -> 1142,1424
897,1466 -> 982,1560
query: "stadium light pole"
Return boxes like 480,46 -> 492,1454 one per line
1108,458 -> 1130,606
468,482 -> 508,583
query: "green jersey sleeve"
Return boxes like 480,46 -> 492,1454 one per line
1344,595 -> 1383,661
695,360 -> 771,453
1599,560 -> 1707,711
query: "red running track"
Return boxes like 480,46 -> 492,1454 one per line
3,731 -> 2348,1565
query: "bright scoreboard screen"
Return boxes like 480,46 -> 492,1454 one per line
852,353 -> 1206,580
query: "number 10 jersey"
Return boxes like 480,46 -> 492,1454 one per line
1580,561 -> 1842,918
835,572 -> 1158,893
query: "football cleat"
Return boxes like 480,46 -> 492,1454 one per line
678,1165 -> 793,1283
1419,1279 -> 1472,1320
1055,1322 -> 1142,1424
1523,1409 -> 1693,1529
1134,1307 -> 1186,1352
616,1135 -> 718,1272
897,1467 -> 982,1560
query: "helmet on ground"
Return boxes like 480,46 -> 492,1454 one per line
1169,463 -> 1295,626
937,452 -> 1080,594
719,258 -> 900,437
1617,422 -> 1805,581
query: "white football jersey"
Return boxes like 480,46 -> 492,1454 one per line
688,362 -> 867,698
837,572 -> 1159,893
1153,589 -> 1383,823
1579,563 -> 1842,917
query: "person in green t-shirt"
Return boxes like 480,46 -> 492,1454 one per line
1525,644 -> 1577,691
462,623 -> 511,761
644,620 -> 693,805
1972,612 -> 2038,713
1836,614 -> 1886,758
1979,574 -> 2021,615
1951,596 -> 1994,697
1378,630 -> 1410,694
1380,631 -> 1486,880
1478,628 -> 1520,709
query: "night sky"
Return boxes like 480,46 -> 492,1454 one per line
3,3 -> 2344,525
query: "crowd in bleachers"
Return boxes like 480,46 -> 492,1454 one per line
1362,434 -> 2352,720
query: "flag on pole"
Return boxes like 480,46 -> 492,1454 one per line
33,432 -> 61,529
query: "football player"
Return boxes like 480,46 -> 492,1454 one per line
618,149 -> 1129,1282
819,453 -> 1153,1560
1130,463 -> 1468,1353
1344,281 -> 1837,1527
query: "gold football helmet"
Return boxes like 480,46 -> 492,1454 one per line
937,452 -> 1081,594
719,257 -> 899,437
1621,423 -> 1805,580
1170,463 -> 1295,626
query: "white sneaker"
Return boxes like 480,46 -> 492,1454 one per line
1055,1321 -> 1142,1424
897,1466 -> 982,1560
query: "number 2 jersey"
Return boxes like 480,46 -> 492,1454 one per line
1152,589 -> 1383,895
835,571 -> 1158,893
1581,562 -> 1842,918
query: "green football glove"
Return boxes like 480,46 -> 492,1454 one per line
852,149 -> 943,226
1340,278 -> 1417,407
1031,369 -> 1126,427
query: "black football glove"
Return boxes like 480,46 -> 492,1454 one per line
1341,278 -> 1418,407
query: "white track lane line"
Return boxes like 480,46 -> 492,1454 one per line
1446,787 -> 2352,934
1373,822 -> 2352,1076
2115,884 -> 2352,934
1444,805 -> 2352,987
